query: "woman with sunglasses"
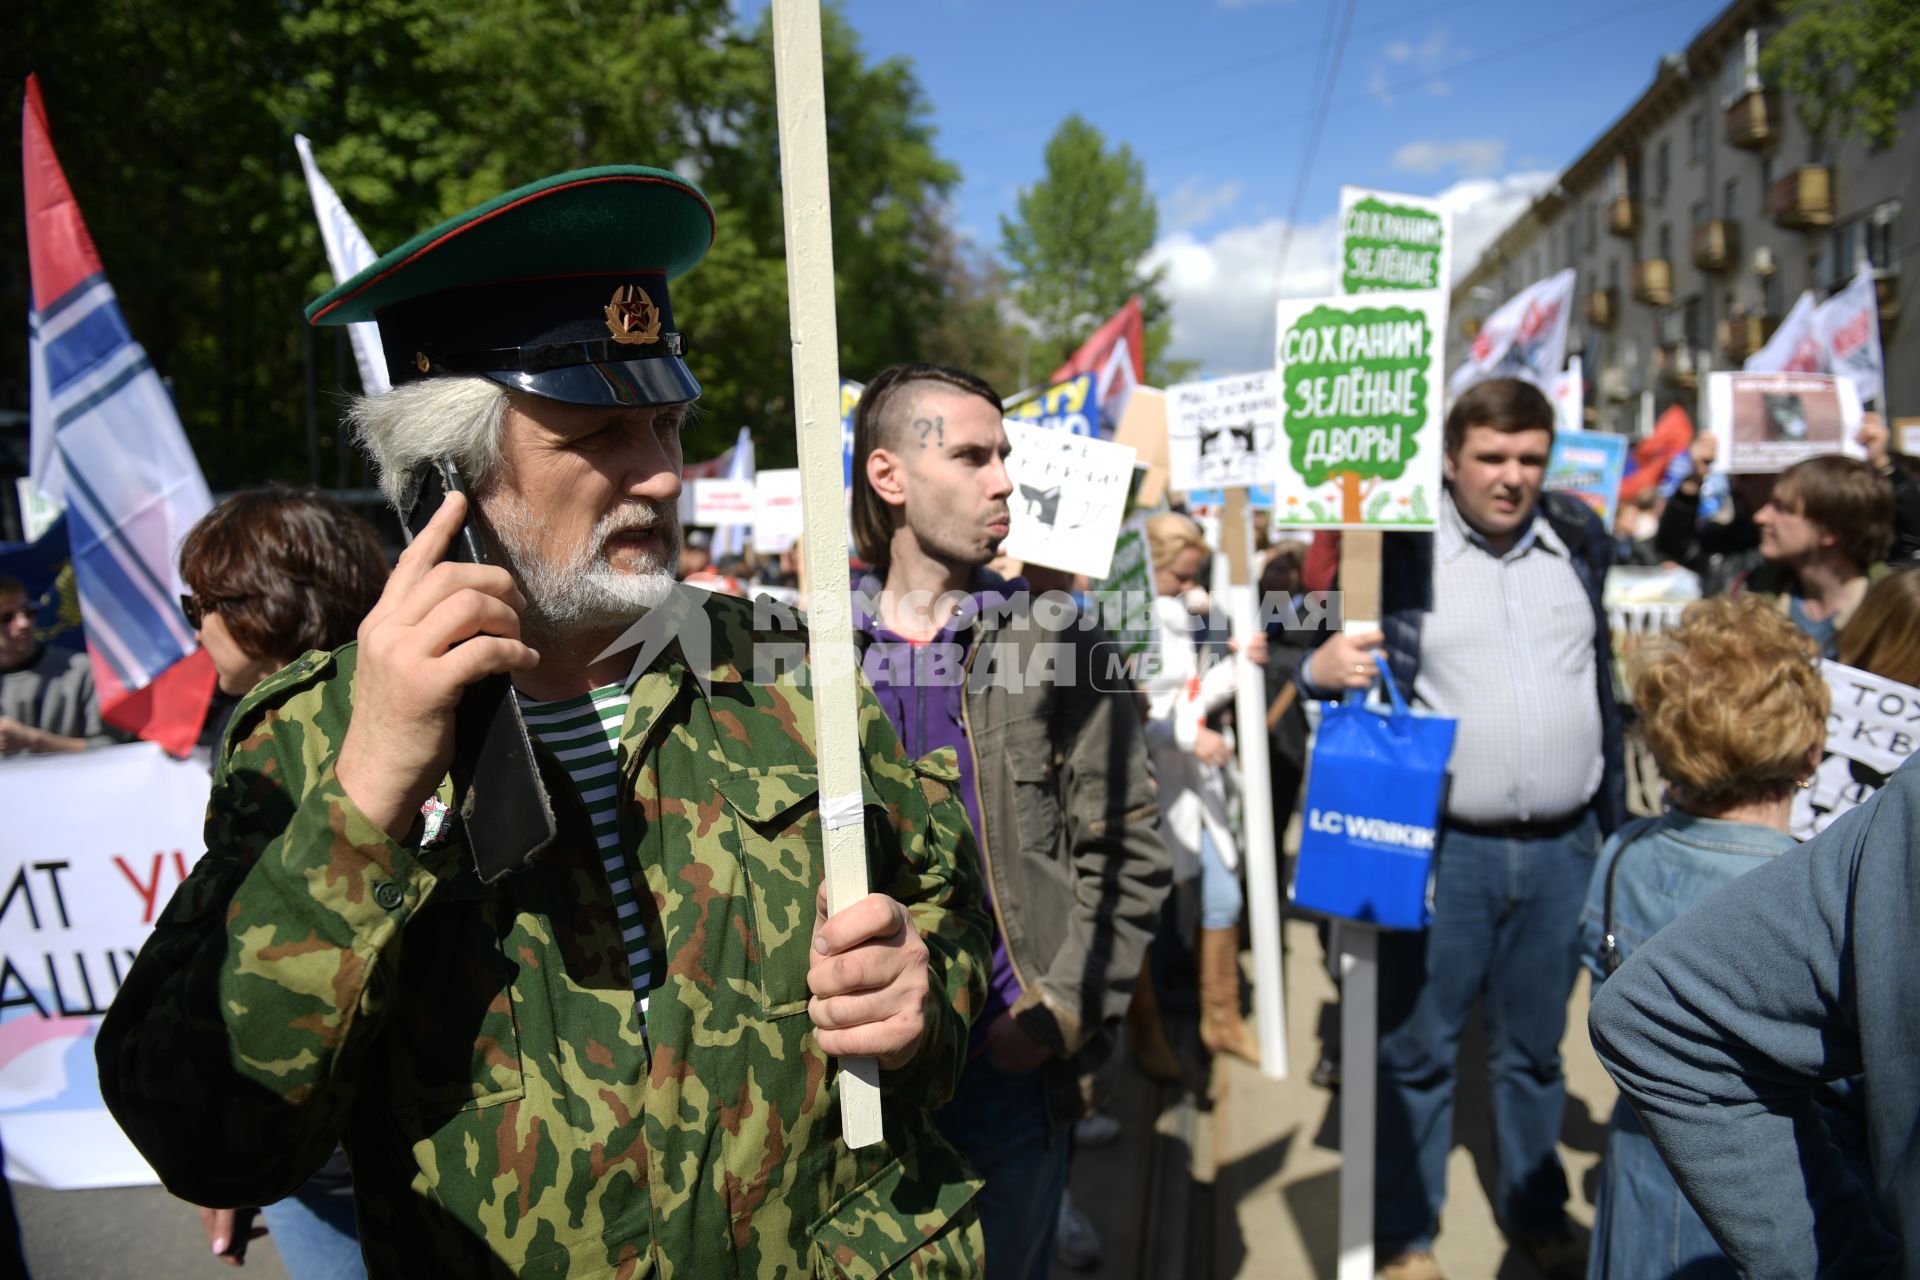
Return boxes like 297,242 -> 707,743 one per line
176,486 -> 389,1278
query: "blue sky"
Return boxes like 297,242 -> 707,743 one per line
760,0 -> 1734,374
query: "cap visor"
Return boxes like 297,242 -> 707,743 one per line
485,358 -> 701,407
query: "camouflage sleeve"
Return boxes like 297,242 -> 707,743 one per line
856,690 -> 989,1113
96,652 -> 452,1206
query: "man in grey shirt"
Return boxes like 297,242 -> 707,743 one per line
1303,379 -> 1624,1280
0,574 -> 110,754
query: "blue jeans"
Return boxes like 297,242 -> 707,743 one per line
934,1055 -> 1070,1280
1374,812 -> 1600,1253
1199,827 -> 1243,931
261,1180 -> 365,1280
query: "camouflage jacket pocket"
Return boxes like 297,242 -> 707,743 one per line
717,765 -> 825,1017
809,1147 -> 983,1278
384,898 -> 527,1115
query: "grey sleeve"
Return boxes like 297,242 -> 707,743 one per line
1587,793 -> 1899,1278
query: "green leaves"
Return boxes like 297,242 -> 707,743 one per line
1761,0 -> 1920,150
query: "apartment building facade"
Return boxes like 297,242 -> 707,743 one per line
1450,0 -> 1917,435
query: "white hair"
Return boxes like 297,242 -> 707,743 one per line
345,375 -> 510,506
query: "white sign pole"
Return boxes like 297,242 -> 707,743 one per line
1335,532 -> 1384,1280
769,0 -> 882,1150
1221,489 -> 1288,1079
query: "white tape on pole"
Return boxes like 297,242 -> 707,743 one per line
770,0 -> 882,1150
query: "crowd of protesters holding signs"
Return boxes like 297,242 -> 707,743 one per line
6,76 -> 1920,1280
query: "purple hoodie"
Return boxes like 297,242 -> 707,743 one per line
855,571 -> 1023,1054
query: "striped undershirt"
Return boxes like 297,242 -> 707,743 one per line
516,684 -> 657,1020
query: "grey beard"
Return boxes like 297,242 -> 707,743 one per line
481,492 -> 681,648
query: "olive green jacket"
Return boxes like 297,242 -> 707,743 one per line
97,592 -> 989,1278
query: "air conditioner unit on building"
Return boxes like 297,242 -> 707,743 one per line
1600,366 -> 1631,403
1752,245 -> 1775,276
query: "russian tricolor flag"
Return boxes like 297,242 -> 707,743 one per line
23,75 -> 216,756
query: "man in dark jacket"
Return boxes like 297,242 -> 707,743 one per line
849,362 -> 1170,1280
1301,378 -> 1623,1280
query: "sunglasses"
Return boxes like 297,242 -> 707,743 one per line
179,593 -> 246,629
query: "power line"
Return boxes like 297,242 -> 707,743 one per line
1272,0 -> 1361,294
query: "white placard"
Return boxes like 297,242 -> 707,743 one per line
1706,371 -> 1865,474
1898,423 -> 1920,458
1270,291 -> 1446,529
752,469 -> 805,554
1001,422 -> 1138,579
1337,185 -> 1451,296
1795,661 -> 1919,840
0,743 -> 212,1188
1167,371 -> 1281,492
692,477 -> 757,527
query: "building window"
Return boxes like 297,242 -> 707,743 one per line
1724,177 -> 1740,219
1691,200 -> 1709,230
1655,140 -> 1671,203
1684,296 -> 1702,347
1658,224 -> 1672,264
1721,28 -> 1762,105
1761,154 -> 1776,193
1567,222 -> 1578,266
1587,200 -> 1599,251
1690,111 -> 1706,162
1828,202 -> 1905,287
1608,259 -> 1621,293
1763,271 -> 1782,316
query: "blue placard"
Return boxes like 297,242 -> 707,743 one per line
1544,430 -> 1629,531
1005,373 -> 1098,437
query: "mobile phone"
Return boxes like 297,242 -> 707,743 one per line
396,458 -> 555,882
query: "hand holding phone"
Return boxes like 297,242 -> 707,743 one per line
334,475 -> 546,864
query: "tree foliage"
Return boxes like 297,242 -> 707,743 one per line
4,0 -> 1010,486
997,114 -> 1184,385
1761,0 -> 1920,150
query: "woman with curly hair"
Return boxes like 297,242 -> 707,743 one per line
1578,596 -> 1829,1278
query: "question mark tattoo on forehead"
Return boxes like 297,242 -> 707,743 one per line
913,416 -> 946,449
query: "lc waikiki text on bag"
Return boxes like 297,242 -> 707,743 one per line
1291,654 -> 1457,929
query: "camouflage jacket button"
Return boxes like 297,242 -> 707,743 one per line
373,881 -> 406,911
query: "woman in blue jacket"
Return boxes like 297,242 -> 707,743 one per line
1579,596 -> 1827,1278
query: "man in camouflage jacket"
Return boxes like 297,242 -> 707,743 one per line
96,167 -> 991,1278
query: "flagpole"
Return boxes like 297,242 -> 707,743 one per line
769,0 -> 884,1150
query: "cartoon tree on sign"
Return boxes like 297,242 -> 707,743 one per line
1342,196 -> 1443,293
1282,304 -> 1430,524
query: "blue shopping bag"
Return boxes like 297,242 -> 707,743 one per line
1290,654 -> 1457,929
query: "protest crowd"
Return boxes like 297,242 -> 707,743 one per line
4,5 -> 1920,1280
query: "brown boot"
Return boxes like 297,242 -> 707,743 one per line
1199,928 -> 1261,1066
1127,959 -> 1182,1082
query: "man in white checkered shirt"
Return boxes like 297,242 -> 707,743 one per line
1302,378 -> 1625,1280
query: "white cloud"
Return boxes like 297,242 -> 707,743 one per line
1163,178 -> 1246,232
1368,66 -> 1395,108
1146,169 -> 1556,377
1391,138 -> 1509,177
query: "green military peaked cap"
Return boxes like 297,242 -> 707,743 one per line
307,165 -> 715,407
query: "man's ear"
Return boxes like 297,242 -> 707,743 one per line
867,447 -> 909,507
1442,446 -> 1458,483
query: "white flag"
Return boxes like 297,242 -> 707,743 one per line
1744,290 -> 1825,374
1812,265 -> 1885,410
1448,268 -> 1576,398
294,134 -> 388,395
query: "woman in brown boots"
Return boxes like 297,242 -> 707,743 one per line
1138,514 -> 1263,1066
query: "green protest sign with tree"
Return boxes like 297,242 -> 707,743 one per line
1273,295 -> 1444,528
1337,186 -> 1451,297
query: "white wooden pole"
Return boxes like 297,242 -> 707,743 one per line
1335,528 -> 1384,1278
1220,490 -> 1288,1079
769,0 -> 882,1150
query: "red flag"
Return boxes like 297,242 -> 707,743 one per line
1049,296 -> 1146,385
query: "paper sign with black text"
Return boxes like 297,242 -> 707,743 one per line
1707,371 -> 1865,474
1002,423 -> 1138,578
1794,661 -> 1920,840
1168,372 -> 1281,492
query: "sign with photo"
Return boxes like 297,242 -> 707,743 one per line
1167,371 -> 1281,492
1001,422 -> 1139,579
1545,429 -> 1630,531
1270,292 -> 1445,529
1707,371 -> 1865,474
1337,186 -> 1450,295
1794,661 -> 1919,841
1004,373 -> 1098,437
